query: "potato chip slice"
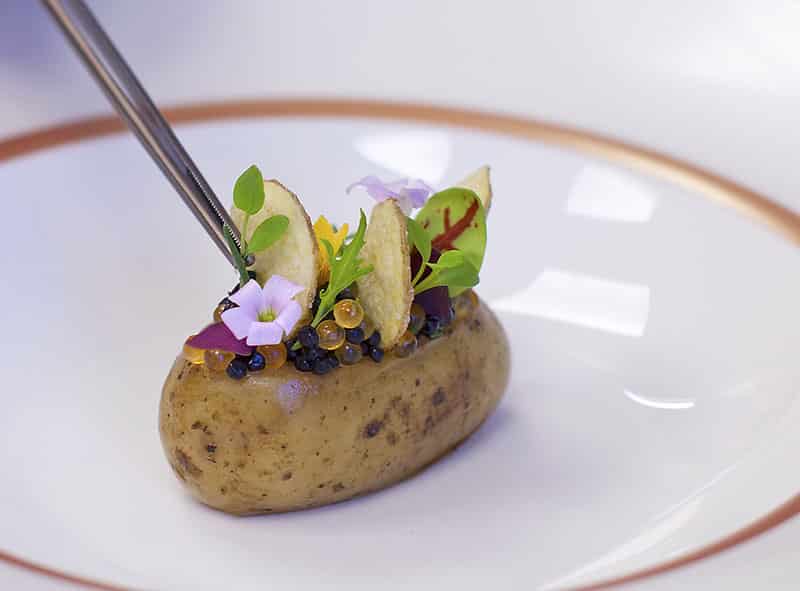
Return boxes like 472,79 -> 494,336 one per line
231,180 -> 319,330
456,165 -> 492,211
356,199 -> 413,349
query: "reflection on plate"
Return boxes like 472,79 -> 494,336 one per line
0,100 -> 799,591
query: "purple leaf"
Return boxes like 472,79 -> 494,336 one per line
413,286 -> 451,319
186,322 -> 253,356
411,248 -> 450,317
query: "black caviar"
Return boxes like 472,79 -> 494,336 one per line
305,346 -> 323,361
345,326 -> 364,344
247,351 -> 266,372
294,356 -> 312,372
368,346 -> 384,362
298,325 -> 319,348
226,357 -> 248,380
366,330 -> 381,348
312,357 -> 332,375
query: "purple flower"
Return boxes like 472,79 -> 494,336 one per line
221,276 -> 304,346
347,176 -> 434,214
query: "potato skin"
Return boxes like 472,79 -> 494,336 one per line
159,298 -> 509,515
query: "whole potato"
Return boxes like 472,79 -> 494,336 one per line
159,297 -> 510,515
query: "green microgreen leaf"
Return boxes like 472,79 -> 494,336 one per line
233,165 -> 265,215
223,224 -> 250,287
407,216 -> 432,287
312,210 -> 373,326
320,238 -> 336,263
246,214 -> 289,255
415,187 -> 487,272
414,249 -> 479,297
431,249 -> 467,268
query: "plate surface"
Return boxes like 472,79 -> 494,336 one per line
1,105 -> 799,591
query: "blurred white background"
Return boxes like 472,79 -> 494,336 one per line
1,1 -> 799,589
1,1 -> 800,211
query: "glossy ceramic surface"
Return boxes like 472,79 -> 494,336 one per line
0,112 -> 798,590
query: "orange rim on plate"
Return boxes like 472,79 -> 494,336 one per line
1,98 -> 799,591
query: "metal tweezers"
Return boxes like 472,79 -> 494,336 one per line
42,0 -> 241,267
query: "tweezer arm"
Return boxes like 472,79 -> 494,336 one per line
42,0 -> 241,266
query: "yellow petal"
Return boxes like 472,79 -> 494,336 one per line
313,215 -> 349,283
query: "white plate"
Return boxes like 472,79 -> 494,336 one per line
1,102 -> 799,591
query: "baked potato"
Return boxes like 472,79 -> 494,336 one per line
159,295 -> 509,515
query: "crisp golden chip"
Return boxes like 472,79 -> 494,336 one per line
231,180 -> 319,332
456,165 -> 492,211
356,199 -> 412,349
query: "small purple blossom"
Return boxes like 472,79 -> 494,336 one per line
221,276 -> 304,346
347,176 -> 434,214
